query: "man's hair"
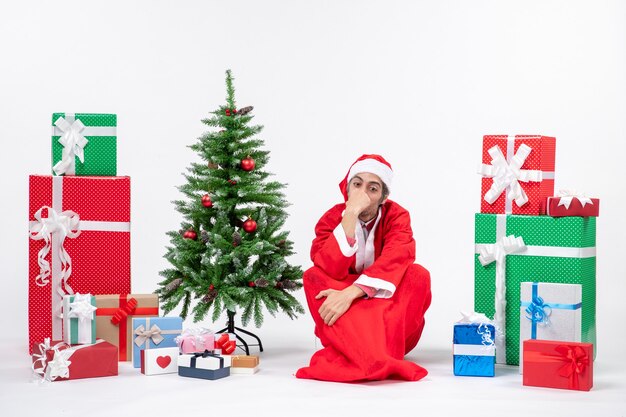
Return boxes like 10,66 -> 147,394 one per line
380,182 -> 389,204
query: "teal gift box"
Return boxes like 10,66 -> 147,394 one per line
62,293 -> 97,345
132,317 -> 183,368
51,113 -> 117,176
474,213 -> 596,365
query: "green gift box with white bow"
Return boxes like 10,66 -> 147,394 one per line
474,213 -> 596,366
62,293 -> 97,345
51,113 -> 117,176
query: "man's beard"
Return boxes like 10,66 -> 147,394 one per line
358,206 -> 379,222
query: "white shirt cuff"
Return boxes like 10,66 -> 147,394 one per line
333,223 -> 358,257
354,274 -> 396,299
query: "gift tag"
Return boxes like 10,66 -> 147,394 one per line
141,347 -> 179,375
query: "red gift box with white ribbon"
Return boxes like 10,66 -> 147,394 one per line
32,338 -> 118,382
478,135 -> 556,215
28,175 -> 131,353
542,190 -> 600,217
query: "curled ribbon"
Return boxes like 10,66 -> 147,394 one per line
477,323 -> 495,347
29,206 -> 81,294
111,297 -> 138,325
525,295 -> 552,326
478,144 -> 543,208
52,116 -> 89,176
67,293 -> 97,323
134,324 -> 164,347
557,189 -> 594,209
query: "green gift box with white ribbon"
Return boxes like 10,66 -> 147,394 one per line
62,293 -> 97,345
51,113 -> 117,176
474,213 -> 596,366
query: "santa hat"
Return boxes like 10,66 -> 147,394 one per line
339,154 -> 393,201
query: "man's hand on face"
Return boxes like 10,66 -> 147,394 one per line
315,285 -> 365,326
345,186 -> 371,217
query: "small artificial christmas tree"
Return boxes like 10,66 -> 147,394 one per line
157,70 -> 304,331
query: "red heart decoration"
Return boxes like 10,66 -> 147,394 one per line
156,355 -> 172,369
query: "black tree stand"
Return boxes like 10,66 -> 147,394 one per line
215,310 -> 263,355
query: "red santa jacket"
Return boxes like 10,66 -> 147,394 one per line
310,200 -> 416,298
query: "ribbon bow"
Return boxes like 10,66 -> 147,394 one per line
32,338 -> 72,382
215,333 -> 236,354
525,294 -> 552,325
29,206 -> 81,292
193,350 -> 219,359
554,345 -> 589,390
477,235 -> 526,267
134,324 -> 164,346
557,189 -> 594,209
111,297 -> 138,325
52,116 -> 89,176
67,293 -> 97,323
478,144 -> 543,208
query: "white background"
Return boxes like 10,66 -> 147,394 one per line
1,1 -> 625,415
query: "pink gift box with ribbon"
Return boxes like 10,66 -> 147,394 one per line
176,328 -> 215,354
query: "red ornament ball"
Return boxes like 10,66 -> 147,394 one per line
209,284 -> 214,290
201,194 -> 213,208
228,179 -> 237,185
225,109 -> 231,116
242,218 -> 257,233
233,108 -> 238,114
240,156 -> 256,172
248,281 -> 255,287
183,229 -> 197,240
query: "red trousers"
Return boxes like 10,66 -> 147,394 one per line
296,264 -> 431,382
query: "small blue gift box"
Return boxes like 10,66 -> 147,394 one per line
453,323 -> 496,377
132,316 -> 183,368
178,351 -> 230,380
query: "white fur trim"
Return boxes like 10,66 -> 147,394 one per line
354,274 -> 396,299
348,159 -> 393,191
333,223 -> 358,257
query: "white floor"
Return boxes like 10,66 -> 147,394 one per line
2,334 -> 624,417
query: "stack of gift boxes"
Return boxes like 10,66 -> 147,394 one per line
453,134 -> 598,392
29,113 -> 259,382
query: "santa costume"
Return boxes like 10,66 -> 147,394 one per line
296,154 -> 432,382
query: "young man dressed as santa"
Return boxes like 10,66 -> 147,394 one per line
296,154 -> 432,382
